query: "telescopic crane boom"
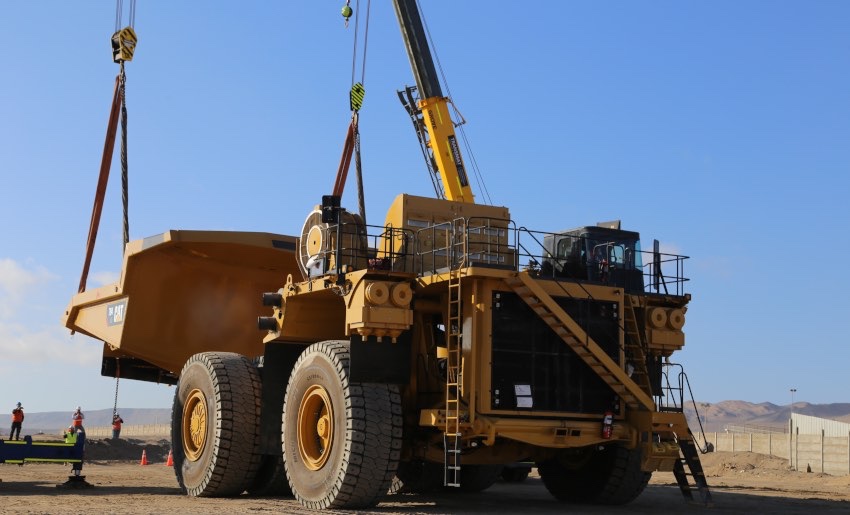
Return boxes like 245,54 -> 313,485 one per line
393,0 -> 474,203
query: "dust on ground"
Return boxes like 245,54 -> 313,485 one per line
2,439 -> 849,514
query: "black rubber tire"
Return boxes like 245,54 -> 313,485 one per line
283,340 -> 402,510
394,462 -> 502,493
171,352 -> 263,497
501,466 -> 531,483
537,445 -> 650,505
247,454 -> 292,496
394,460 -> 444,493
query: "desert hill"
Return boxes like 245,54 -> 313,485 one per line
685,401 -> 850,433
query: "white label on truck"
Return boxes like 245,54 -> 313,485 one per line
107,300 -> 127,326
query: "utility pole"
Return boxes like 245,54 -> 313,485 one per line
790,388 -> 797,416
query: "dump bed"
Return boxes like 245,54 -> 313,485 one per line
63,230 -> 300,381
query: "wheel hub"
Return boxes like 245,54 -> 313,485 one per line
182,389 -> 208,461
298,385 -> 334,471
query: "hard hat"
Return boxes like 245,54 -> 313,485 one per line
76,406 -> 81,411
16,402 -> 21,407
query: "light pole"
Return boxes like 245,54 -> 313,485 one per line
790,388 -> 797,416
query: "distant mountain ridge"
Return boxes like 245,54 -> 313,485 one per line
685,401 -> 850,433
10,402 -> 850,436
7,408 -> 171,434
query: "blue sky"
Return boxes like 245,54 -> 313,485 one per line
1,1 -> 848,413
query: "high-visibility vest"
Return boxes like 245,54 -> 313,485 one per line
72,412 -> 84,427
11,409 -> 23,423
113,418 -> 123,430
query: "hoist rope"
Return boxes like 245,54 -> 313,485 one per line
115,62 -> 128,419
349,0 -> 372,88
113,0 -> 136,417
115,0 -> 136,31
354,122 -> 366,226
120,63 -> 129,248
340,1 -> 371,226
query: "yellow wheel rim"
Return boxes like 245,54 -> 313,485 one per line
182,389 -> 208,461
297,385 -> 334,471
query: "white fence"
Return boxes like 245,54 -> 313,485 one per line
698,431 -> 850,476
83,424 -> 171,439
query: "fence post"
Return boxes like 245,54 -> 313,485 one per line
749,433 -> 753,452
795,426 -> 799,472
788,419 -> 794,470
821,429 -> 825,474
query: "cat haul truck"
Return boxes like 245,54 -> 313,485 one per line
62,0 -> 711,510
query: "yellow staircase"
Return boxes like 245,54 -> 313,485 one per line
622,294 -> 652,395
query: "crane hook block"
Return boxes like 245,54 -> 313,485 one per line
350,82 -> 365,112
111,26 -> 138,63
341,5 -> 353,20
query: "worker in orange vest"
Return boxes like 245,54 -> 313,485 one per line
10,402 -> 24,440
71,406 -> 85,432
112,413 -> 124,439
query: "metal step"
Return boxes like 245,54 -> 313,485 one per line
673,439 -> 713,506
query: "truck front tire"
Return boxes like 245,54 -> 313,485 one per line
282,340 -> 402,509
171,352 -> 263,497
537,444 -> 650,505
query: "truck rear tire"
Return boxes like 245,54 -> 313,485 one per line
171,352 -> 263,497
537,445 -> 650,505
394,462 -> 502,493
394,460 -> 443,493
457,465 -> 503,492
501,465 -> 531,483
283,340 -> 402,510
247,455 -> 292,496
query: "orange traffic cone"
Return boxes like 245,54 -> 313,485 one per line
140,449 -> 149,466
165,449 -> 173,467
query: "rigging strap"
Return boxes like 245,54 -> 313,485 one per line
77,75 -> 123,294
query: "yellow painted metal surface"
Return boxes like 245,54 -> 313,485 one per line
382,193 -> 511,271
418,96 -> 474,203
63,230 -> 300,375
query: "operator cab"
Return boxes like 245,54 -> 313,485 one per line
542,221 -> 644,293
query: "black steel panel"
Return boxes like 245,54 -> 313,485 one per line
350,332 -> 412,384
490,291 -> 619,414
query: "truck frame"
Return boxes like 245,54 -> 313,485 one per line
63,0 -> 711,510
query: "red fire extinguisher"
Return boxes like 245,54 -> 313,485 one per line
601,411 -> 614,439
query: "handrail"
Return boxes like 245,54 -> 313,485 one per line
309,216 -> 689,296
661,362 -> 711,453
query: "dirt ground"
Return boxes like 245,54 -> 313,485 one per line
2,439 -> 849,514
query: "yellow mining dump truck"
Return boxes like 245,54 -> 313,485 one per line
63,1 -> 711,510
